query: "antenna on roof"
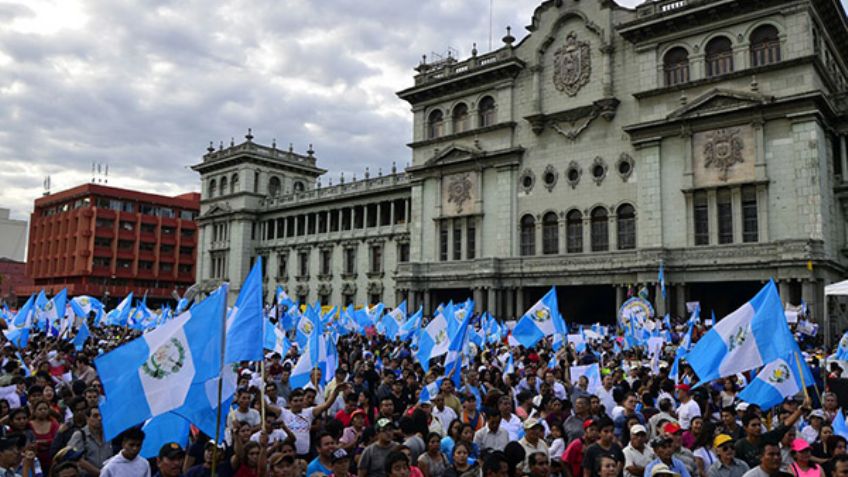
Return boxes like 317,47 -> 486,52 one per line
43,176 -> 51,196
104,164 -> 109,184
91,162 -> 96,183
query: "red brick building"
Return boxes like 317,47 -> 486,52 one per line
17,184 -> 199,307
0,258 -> 32,305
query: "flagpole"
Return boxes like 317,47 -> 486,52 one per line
794,351 -> 810,400
211,284 -> 228,477
260,359 -> 267,433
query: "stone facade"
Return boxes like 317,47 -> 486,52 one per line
194,0 -> 848,341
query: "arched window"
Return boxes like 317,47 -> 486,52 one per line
617,204 -> 636,250
542,212 -> 559,255
219,176 -> 228,196
591,207 -> 609,252
293,181 -> 305,193
520,215 -> 536,256
453,103 -> 470,133
230,173 -> 239,194
566,210 -> 583,253
208,179 -> 217,198
268,176 -> 281,197
478,96 -> 496,127
705,36 -> 733,77
750,25 -> 781,67
663,47 -> 690,86
427,110 -> 445,139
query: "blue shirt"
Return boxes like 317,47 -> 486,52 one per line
645,458 -> 691,477
307,458 -> 333,477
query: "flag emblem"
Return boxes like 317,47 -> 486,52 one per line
301,320 -> 313,335
434,329 -> 447,346
728,326 -> 748,352
767,364 -> 790,384
79,297 -> 90,306
841,335 -> 848,351
142,338 -> 187,379
533,307 -> 550,322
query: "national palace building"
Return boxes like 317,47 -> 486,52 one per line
193,0 -> 848,340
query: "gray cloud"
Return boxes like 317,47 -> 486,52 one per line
0,0 -> 844,221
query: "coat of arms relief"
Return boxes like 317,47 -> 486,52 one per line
553,32 -> 591,97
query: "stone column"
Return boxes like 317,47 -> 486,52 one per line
615,285 -> 626,313
363,204 -> 369,229
488,288 -> 498,317
473,288 -> 484,314
376,203 -> 382,228
841,135 -> 848,184
515,287 -> 525,317
390,201 -> 396,226
634,138 -> 664,248
655,282 -> 667,317
609,213 -> 618,252
675,283 -> 687,320
778,280 -> 791,306
505,288 -> 515,320
423,290 -> 432,316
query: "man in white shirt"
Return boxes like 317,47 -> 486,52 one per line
597,375 -> 617,417
280,384 -> 346,457
675,384 -> 701,430
431,392 -> 458,431
100,428 -> 150,477
474,409 -> 510,453
498,394 -> 524,441
624,425 -> 654,477
227,389 -> 262,432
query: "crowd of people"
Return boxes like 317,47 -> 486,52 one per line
0,308 -> 845,477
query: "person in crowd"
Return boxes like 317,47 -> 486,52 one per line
624,425 -> 654,477
443,442 -> 479,477
99,428 -> 149,477
787,438 -> 823,477
473,409 -> 508,454
646,436 -> 691,477
741,440 -> 783,477
583,417 -> 624,477
67,407 -> 112,477
419,432 -> 448,477
707,435 -> 748,477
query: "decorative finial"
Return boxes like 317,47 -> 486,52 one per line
378,167 -> 383,177
245,128 -> 254,142
288,143 -> 293,154
750,75 -> 759,92
340,172 -> 345,184
472,43 -> 478,57
365,167 -> 370,179
317,178 -> 321,189
352,172 -> 357,182
272,138 -> 277,150
679,91 -> 687,105
307,144 -> 315,157
219,141 -> 224,151
207,142 -> 215,153
230,137 -> 235,147
328,177 -> 333,186
392,161 -> 397,174
421,54 -> 427,64
503,26 -> 515,46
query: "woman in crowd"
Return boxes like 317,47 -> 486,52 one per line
790,438 -> 824,477
30,399 -> 60,471
418,432 -> 448,477
443,442 -> 480,477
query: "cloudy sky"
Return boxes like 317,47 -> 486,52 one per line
0,0 -> 845,221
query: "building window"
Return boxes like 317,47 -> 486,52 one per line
370,293 -> 381,305
664,47 -> 690,86
439,226 -> 448,262
750,25 -> 781,67
590,207 -> 609,252
617,204 -> 636,250
466,222 -> 476,260
478,96 -> 496,127
452,223 -> 462,260
320,250 -> 332,276
742,186 -> 759,243
542,212 -> 559,255
344,248 -> 357,275
520,214 -> 536,256
298,252 -> 309,277
343,294 -> 354,307
705,36 -> 733,77
566,210 -> 583,253
120,221 -> 135,232
694,191 -> 709,245
427,110 -> 445,139
208,179 -> 217,198
93,257 -> 110,268
717,188 -> 733,244
371,245 -> 383,273
278,253 -> 288,278
117,259 -> 132,270
299,294 -> 308,305
220,176 -> 228,196
230,173 -> 239,194
293,181 -> 305,193
453,103 -> 470,133
254,171 -> 259,193
268,176 -> 281,197
319,293 -> 330,305
398,243 -> 410,263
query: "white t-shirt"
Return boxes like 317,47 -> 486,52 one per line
677,399 -> 701,430
100,452 -> 151,477
623,444 -> 655,477
281,407 -> 316,455
228,407 -> 261,428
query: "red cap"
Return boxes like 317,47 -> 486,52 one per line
663,422 -> 682,434
675,383 -> 691,393
582,419 -> 595,430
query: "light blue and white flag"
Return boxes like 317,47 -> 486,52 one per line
417,313 -> 450,372
381,301 -> 407,340
399,306 -> 422,342
737,353 -> 812,410
504,352 -> 515,375
264,319 -> 291,357
295,312 -> 316,350
836,331 -> 848,361
834,409 -> 848,440
12,294 -> 35,328
686,280 -> 796,383
658,262 -> 667,300
225,258 -> 264,363
570,363 -> 602,394
290,318 -> 329,389
3,327 -> 29,349
140,413 -> 191,458
104,292 -> 134,327
512,287 -> 563,349
70,296 -> 104,320
419,378 -> 442,404
444,309 -> 472,387
73,321 -> 90,352
41,289 -> 67,330
96,285 -> 227,440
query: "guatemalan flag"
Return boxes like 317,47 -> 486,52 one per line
381,301 -> 407,340
737,351 -> 813,410
417,313 -> 451,372
96,285 -> 228,440
512,287 -> 564,349
104,292 -> 134,327
399,306 -> 422,342
419,378 -> 442,404
836,331 -> 848,361
264,319 -> 292,357
224,258 -> 264,363
685,280 -> 796,383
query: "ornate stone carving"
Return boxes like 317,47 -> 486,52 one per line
342,282 -> 357,295
616,153 -> 635,182
565,161 -> 582,189
446,173 -> 473,214
542,165 -> 558,192
519,169 -> 536,193
703,128 -> 744,181
590,157 -> 608,186
553,32 -> 591,97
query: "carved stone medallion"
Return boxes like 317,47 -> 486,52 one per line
553,32 -> 591,97
446,173 -> 472,214
703,128 -> 744,181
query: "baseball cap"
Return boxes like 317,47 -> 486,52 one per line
350,409 -> 366,420
269,452 -> 295,467
662,422 -> 682,434
651,463 -> 681,477
332,449 -> 350,463
651,436 -> 674,448
376,418 -> 395,430
0,436 -> 24,452
735,402 -> 749,412
675,383 -> 691,393
809,409 -> 825,419
523,417 -> 544,430
583,419 -> 596,430
791,438 -> 811,452
713,434 -> 733,448
630,424 -> 647,435
159,442 -> 186,460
